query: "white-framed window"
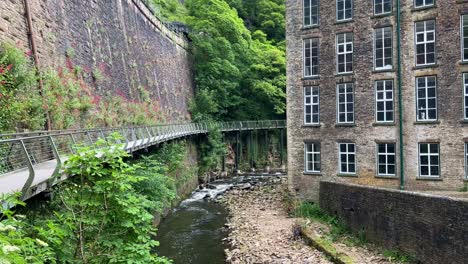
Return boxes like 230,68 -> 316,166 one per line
304,0 -> 319,27
462,15 -> 468,62
465,143 -> 468,179
415,20 -> 436,66
304,38 -> 319,77
336,0 -> 353,21
375,80 -> 394,123
464,73 -> 468,120
374,0 -> 392,15
305,142 -> 321,173
419,143 -> 440,178
374,27 -> 393,70
337,83 -> 354,124
336,33 -> 353,74
377,143 -> 396,176
414,0 -> 434,8
416,76 -> 437,121
304,86 -> 320,125
339,143 -> 356,174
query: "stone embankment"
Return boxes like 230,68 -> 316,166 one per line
220,177 -> 332,264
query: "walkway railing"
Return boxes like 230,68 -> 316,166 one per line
0,120 -> 285,200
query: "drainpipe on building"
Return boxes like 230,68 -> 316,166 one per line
396,0 -> 405,190
23,0 -> 51,130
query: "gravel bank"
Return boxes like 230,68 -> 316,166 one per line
221,178 -> 332,264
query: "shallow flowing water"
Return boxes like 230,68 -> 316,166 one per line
155,174 -> 283,264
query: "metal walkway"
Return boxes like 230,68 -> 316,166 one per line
0,120 -> 285,200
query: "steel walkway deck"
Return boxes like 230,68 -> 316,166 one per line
0,121 -> 285,200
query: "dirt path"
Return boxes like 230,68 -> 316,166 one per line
221,179 -> 332,264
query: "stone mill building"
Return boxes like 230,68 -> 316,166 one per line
286,0 -> 468,200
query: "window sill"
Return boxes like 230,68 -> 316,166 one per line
335,19 -> 354,25
411,5 -> 437,12
304,172 -> 322,176
335,72 -> 354,77
375,175 -> 398,179
302,124 -> 321,128
337,173 -> 358,177
416,177 -> 443,181
302,76 -> 320,81
372,68 -> 395,73
460,120 -> 468,125
371,12 -> 394,19
457,0 -> 468,4
302,25 -> 319,30
459,61 -> 468,65
414,121 -> 440,125
335,123 -> 355,127
413,64 -> 438,70
373,122 -> 396,127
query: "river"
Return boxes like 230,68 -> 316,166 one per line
155,175 -> 282,264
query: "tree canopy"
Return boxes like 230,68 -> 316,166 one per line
150,0 -> 286,121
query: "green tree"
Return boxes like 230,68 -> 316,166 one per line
185,0 -> 285,120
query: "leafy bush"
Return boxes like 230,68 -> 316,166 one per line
0,194 -> 57,263
53,135 -> 171,263
0,43 -> 45,132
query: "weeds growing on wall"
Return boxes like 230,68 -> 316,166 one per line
0,43 -> 45,132
0,42 -> 167,132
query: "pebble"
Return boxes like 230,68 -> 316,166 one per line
222,178 -> 332,264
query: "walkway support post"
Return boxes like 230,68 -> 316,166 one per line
235,131 -> 240,173
249,130 -> 254,171
280,128 -> 284,167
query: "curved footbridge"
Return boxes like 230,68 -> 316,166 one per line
0,120 -> 286,201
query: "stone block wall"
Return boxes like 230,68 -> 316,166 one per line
0,0 -> 194,122
286,0 -> 468,201
319,181 -> 468,264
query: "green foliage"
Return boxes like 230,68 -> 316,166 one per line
226,0 -> 286,45
0,42 -> 45,132
45,135 -> 170,263
147,0 -> 188,22
41,68 -> 94,129
383,250 -> 418,264
185,0 -> 286,120
198,124 -> 226,174
0,193 -> 57,264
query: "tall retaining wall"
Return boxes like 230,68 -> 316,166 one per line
0,0 -> 193,122
319,181 -> 468,264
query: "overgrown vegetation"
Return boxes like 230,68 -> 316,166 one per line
0,135 -> 198,263
148,0 -> 286,121
0,43 -> 166,133
294,202 -> 418,264
0,43 -> 44,132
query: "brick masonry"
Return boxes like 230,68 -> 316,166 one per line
286,0 -> 468,201
320,181 -> 468,264
0,0 -> 194,122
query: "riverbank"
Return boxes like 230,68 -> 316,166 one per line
221,177 -> 332,264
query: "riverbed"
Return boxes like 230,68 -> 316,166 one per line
155,174 -> 332,264
155,175 -> 281,263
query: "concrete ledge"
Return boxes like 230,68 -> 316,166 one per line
300,225 -> 354,264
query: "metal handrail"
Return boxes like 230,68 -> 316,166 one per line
0,120 -> 286,200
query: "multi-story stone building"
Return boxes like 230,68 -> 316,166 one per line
286,0 -> 468,200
